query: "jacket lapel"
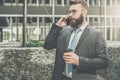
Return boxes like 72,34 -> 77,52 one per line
65,28 -> 73,49
76,25 -> 90,49
64,25 -> 90,50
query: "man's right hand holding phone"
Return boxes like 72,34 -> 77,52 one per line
57,16 -> 70,27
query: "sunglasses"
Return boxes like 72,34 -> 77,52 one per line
67,9 -> 78,14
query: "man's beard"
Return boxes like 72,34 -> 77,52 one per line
70,14 -> 84,28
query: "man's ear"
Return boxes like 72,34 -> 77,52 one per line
83,9 -> 88,17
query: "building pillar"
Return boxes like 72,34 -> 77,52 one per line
22,0 -> 27,47
10,17 -> 13,41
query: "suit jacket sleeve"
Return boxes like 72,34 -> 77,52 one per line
43,23 -> 62,50
77,31 -> 109,71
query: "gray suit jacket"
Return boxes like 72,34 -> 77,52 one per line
43,23 -> 109,80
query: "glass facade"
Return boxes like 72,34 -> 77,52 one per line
0,0 -> 120,42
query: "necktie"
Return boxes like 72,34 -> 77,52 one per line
67,29 -> 81,78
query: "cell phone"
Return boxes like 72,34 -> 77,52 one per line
66,18 -> 71,25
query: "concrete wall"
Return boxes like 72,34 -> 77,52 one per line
0,43 -> 120,80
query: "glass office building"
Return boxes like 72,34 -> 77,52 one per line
0,0 -> 120,42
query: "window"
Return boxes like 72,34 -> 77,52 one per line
12,17 -> 16,23
39,17 -> 42,26
89,17 -> 99,28
0,0 -> 3,5
100,17 -> 105,26
57,0 -> 61,4
5,0 -> 11,3
89,17 -> 94,26
4,0 -> 18,5
27,17 -> 32,24
64,0 -> 70,6
0,17 -> 8,27
107,18 -> 111,26
39,0 -> 42,4
106,17 -> 120,41
19,17 -> 23,23
26,17 -> 37,25
64,0 -> 66,5
89,0 -> 92,5
100,0 -> 105,6
107,28 -> 110,40
12,0 -> 15,3
94,0 -> 97,5
39,17 -> 42,22
32,0 -> 37,3
19,0 -> 24,3
94,17 -> 98,26
32,17 -> 37,23
112,28 -> 120,41
56,0 -> 68,6
45,17 -> 52,23
45,0 -> 49,4
89,0 -> 98,6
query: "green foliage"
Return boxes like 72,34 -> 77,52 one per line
26,40 -> 44,47
97,47 -> 120,80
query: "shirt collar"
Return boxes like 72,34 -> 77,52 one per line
73,22 -> 88,32
79,22 -> 88,32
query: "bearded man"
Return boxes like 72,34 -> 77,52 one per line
43,0 -> 109,80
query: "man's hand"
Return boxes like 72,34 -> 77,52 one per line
63,52 -> 79,65
57,16 -> 69,27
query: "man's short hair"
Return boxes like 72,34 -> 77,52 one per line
70,0 -> 88,10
